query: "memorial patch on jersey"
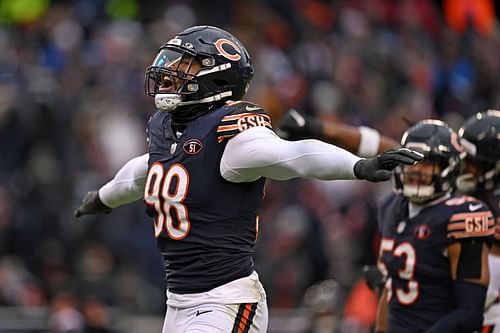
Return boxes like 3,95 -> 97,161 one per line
183,139 -> 203,155
414,224 -> 431,240
447,210 -> 495,239
217,102 -> 272,143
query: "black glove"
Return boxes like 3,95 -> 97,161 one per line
362,265 -> 386,293
354,148 -> 424,182
278,109 -> 323,140
74,191 -> 112,217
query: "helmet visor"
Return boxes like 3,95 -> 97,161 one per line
145,48 -> 199,96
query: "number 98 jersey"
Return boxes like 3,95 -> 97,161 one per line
144,101 -> 272,294
377,192 -> 495,332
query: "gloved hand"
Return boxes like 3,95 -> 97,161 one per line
362,265 -> 386,293
278,109 -> 323,140
74,191 -> 112,217
354,148 -> 424,182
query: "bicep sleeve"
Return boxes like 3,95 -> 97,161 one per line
99,153 -> 149,208
456,238 -> 487,280
220,126 -> 361,182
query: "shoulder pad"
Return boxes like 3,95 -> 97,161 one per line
216,101 -> 272,143
447,197 -> 495,239
444,195 -> 477,206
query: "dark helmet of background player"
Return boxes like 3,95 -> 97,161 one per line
394,120 -> 465,204
145,25 -> 254,115
457,110 -> 500,193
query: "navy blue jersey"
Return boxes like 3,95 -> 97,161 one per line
377,192 -> 495,333
483,191 -> 500,244
144,101 -> 272,294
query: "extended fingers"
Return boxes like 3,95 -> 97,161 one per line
384,148 -> 423,165
396,148 -> 424,161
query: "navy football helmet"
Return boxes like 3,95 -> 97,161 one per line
456,110 -> 500,193
395,120 -> 464,203
145,25 -> 254,112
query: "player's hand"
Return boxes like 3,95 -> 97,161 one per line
278,109 -> 323,140
362,265 -> 386,292
74,191 -> 112,217
354,148 -> 424,182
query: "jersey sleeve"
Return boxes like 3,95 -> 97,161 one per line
216,101 -> 273,143
446,197 -> 495,240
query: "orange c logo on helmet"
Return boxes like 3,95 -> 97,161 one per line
214,38 -> 241,61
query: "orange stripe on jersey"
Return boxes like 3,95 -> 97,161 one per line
217,134 -> 236,143
450,211 -> 493,222
448,229 -> 495,239
447,222 -> 467,231
448,211 -> 495,239
448,219 -> 495,231
217,124 -> 239,132
222,113 -> 256,121
222,112 -> 270,122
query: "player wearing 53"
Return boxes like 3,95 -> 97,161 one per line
75,26 -> 423,333
376,120 -> 494,333
279,109 -> 500,332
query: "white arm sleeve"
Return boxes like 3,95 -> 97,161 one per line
220,126 -> 362,183
99,153 -> 149,208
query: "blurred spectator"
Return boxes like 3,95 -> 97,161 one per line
48,292 -> 84,333
82,296 -> 114,333
303,279 -> 342,333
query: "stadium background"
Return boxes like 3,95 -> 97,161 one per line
0,0 -> 498,332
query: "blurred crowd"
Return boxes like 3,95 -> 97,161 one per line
0,0 -> 499,332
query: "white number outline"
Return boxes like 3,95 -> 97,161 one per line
378,238 -> 419,305
144,162 -> 191,239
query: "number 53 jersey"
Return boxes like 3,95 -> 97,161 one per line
377,192 -> 495,332
144,101 -> 272,295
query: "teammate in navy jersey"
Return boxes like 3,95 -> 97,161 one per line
279,109 -> 500,332
457,111 -> 500,333
74,25 -> 423,333
375,120 -> 494,333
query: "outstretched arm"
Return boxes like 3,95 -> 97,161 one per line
220,126 -> 422,183
279,109 -> 398,156
75,153 -> 149,217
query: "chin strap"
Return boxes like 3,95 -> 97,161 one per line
154,91 -> 233,112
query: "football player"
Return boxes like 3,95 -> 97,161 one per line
74,25 -> 423,333
457,110 -> 500,333
376,120 -> 494,332
279,109 -> 500,332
